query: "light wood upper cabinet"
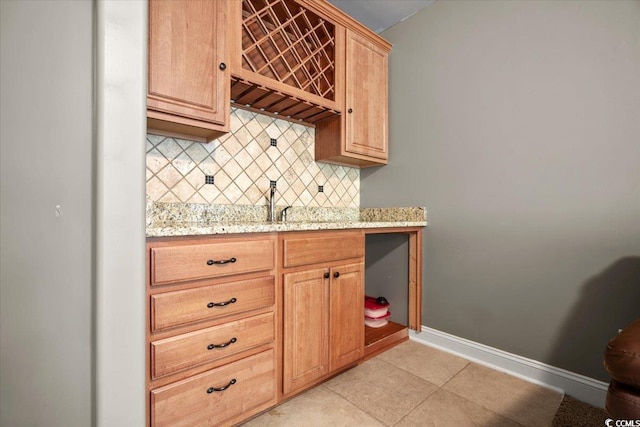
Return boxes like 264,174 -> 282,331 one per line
344,30 -> 388,162
315,28 -> 390,167
147,0 -> 230,142
146,0 -> 392,166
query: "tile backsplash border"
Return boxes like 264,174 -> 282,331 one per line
146,108 -> 360,209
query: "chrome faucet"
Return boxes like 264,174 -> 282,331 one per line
268,181 -> 276,223
281,206 -> 292,222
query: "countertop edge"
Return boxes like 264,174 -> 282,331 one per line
146,220 -> 427,238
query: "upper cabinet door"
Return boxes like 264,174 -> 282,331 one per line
148,0 -> 228,127
344,30 -> 388,161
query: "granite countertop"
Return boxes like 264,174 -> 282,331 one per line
146,202 -> 427,237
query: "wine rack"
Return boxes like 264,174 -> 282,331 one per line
232,0 -> 341,124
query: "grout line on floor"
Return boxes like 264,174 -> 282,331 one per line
247,345 -> 566,426
391,384 -> 439,427
324,357 -> 442,426
368,356 -> 444,426
438,359 -> 471,390
318,383 -> 390,426
320,384 -> 389,425
318,384 -> 389,426
438,362 -> 549,427
370,354 -> 446,389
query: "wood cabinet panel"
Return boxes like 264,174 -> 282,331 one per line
329,262 -> 364,371
146,226 -> 424,423
228,0 -> 344,122
151,349 -> 275,427
344,30 -> 388,160
151,276 -> 274,332
282,232 -> 365,396
147,0 -> 229,142
283,268 -> 328,395
151,312 -> 275,379
147,234 -> 278,426
315,28 -> 390,167
150,239 -> 275,285
282,233 -> 364,268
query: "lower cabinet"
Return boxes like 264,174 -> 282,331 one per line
282,262 -> 364,395
147,230 -> 366,424
151,350 -> 275,427
281,231 -> 365,396
147,234 -> 278,427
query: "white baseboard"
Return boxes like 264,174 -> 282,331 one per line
411,326 -> 609,408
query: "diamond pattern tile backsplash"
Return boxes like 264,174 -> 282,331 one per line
146,108 -> 359,208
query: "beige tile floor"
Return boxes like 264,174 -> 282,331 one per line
243,340 -> 564,427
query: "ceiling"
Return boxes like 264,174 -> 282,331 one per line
327,0 -> 436,33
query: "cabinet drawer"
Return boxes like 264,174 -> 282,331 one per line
150,239 -> 275,285
283,233 -> 364,268
151,349 -> 275,427
151,276 -> 274,332
151,312 -> 274,379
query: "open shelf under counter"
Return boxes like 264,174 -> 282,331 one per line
361,226 -> 423,361
363,321 -> 409,360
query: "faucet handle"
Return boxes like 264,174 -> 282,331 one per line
281,206 -> 292,222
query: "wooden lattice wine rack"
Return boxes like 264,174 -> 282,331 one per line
231,0 -> 342,124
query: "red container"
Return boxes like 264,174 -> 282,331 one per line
365,295 -> 389,318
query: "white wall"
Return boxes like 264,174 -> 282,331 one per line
95,1 -> 147,425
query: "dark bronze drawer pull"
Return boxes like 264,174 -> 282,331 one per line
207,298 -> 237,308
323,272 -> 330,279
206,378 -> 236,393
207,257 -> 236,266
333,271 -> 340,278
207,337 -> 237,350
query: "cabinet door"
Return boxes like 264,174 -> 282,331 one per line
148,0 -> 228,126
329,262 -> 364,372
283,268 -> 329,395
345,30 -> 388,160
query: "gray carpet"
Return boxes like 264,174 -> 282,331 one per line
552,395 -> 610,427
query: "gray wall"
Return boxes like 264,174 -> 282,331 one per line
1,1 -> 93,425
365,234 -> 409,325
1,1 -> 147,425
361,0 -> 640,382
